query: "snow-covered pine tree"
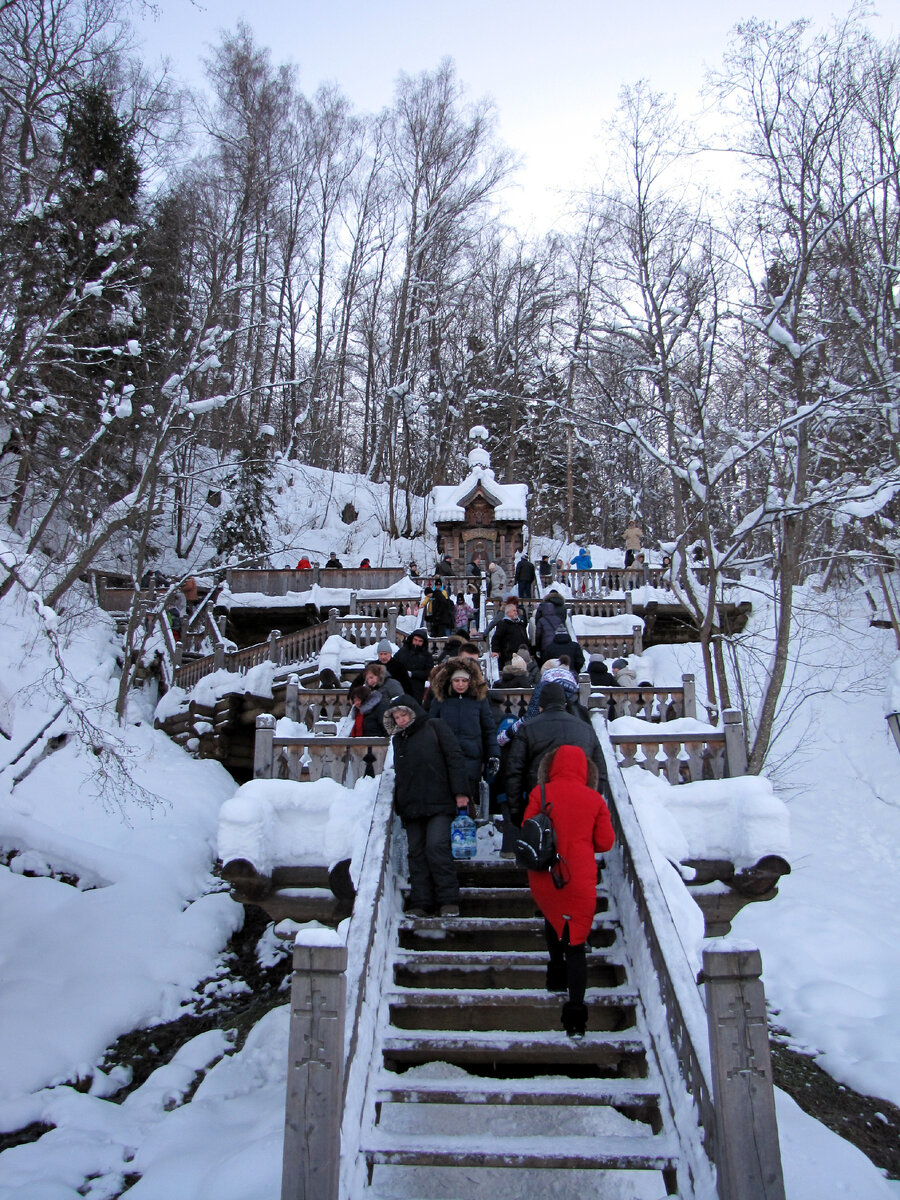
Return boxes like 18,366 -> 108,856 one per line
213,433 -> 276,564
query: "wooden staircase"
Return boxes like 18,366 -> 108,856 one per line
359,858 -> 682,1199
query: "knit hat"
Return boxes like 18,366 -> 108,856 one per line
376,639 -> 393,654
451,668 -> 470,682
612,658 -> 628,670
540,658 -> 561,675
507,653 -> 527,674
539,682 -> 567,708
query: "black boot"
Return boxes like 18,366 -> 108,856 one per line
561,1001 -> 588,1038
545,963 -> 568,993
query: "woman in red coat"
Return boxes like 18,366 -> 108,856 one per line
523,743 -> 614,1037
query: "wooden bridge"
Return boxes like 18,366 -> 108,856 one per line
265,711 -> 786,1200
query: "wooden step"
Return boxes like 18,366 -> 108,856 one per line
397,916 -> 617,953
375,1075 -> 664,1127
363,1129 -> 677,1171
388,988 -> 637,1033
393,950 -> 626,991
381,1029 -> 648,1075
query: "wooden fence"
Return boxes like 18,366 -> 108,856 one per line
253,715 -> 389,786
608,709 -> 747,783
225,566 -> 407,594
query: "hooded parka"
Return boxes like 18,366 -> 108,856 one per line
384,696 -> 470,821
524,745 -> 614,943
391,630 -> 435,704
534,593 -> 567,658
428,657 -> 499,791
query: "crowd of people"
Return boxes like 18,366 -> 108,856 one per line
336,549 -> 654,1039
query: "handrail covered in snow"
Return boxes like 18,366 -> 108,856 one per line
596,712 -> 785,1199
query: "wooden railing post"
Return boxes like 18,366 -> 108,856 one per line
723,709 -> 748,777
173,642 -> 183,668
624,591 -> 633,614
281,933 -> 347,1200
632,623 -> 643,655
225,568 -> 233,592
269,629 -> 282,664
213,644 -> 225,670
254,713 -> 276,778
387,605 -> 398,643
642,560 -> 650,585
682,673 -> 697,719
327,608 -> 339,636
703,945 -> 785,1200
349,590 -> 358,615
285,673 -> 300,722
217,613 -> 228,639
578,672 -> 592,710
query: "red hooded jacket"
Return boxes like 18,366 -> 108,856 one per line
523,744 -> 615,943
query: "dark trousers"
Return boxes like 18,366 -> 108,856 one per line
404,814 -> 459,909
545,919 -> 587,1006
624,548 -> 635,568
517,581 -> 533,598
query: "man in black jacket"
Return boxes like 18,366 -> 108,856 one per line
385,695 -> 471,916
504,683 -> 609,822
514,553 -> 537,599
490,599 -> 532,668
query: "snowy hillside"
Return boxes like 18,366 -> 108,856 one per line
0,535 -> 899,1195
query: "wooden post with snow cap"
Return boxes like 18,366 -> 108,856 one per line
578,672 -> 592,710
682,673 -> 697,719
632,623 -> 643,655
387,605 -> 398,644
281,929 -> 347,1200
268,629 -> 282,665
349,590 -> 357,615
254,713 -> 276,778
213,643 -> 225,670
702,944 -> 785,1200
285,673 -> 300,722
327,608 -> 339,637
624,591 -> 633,615
723,709 -> 748,777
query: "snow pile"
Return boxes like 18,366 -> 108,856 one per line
218,577 -> 423,610
570,613 -> 645,636
609,716 -> 718,737
217,775 -> 379,882
626,769 -> 790,869
317,633 -> 368,679
885,654 -> 900,715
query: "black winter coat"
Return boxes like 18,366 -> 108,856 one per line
514,558 -> 536,585
535,596 -> 567,657
385,697 -> 470,821
392,632 -> 435,703
491,617 -> 531,668
547,627 -> 586,674
429,672 -> 499,790
505,702 -> 608,819
588,659 -> 617,688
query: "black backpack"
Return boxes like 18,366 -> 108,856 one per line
515,785 -> 558,872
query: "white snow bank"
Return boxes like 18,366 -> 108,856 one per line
317,634 -> 367,679
218,578 -> 422,610
626,767 -> 790,868
217,775 -> 379,882
571,614 -> 644,635
609,716 -> 718,737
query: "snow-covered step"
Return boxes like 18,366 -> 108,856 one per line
387,988 -> 638,1033
392,946 -> 627,990
375,1073 -> 664,1112
381,1028 -> 649,1073
362,1129 -> 678,1171
397,914 -> 618,953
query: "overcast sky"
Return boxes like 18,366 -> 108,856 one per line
136,0 -> 896,231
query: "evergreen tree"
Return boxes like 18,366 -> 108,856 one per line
213,435 -> 276,564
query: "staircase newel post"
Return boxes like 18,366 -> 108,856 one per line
281,932 -> 347,1200
285,673 -> 300,722
349,590 -> 358,615
632,623 -> 643,655
269,629 -> 282,664
624,591 -> 633,614
328,607 -> 339,637
213,643 -> 225,670
254,713 -> 276,778
702,945 -> 786,1200
682,673 -> 697,719
387,605 -> 398,644
578,671 -> 592,710
723,708 -> 748,777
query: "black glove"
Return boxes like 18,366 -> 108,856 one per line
486,757 -> 500,779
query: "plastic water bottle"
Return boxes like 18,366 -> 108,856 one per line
451,812 -> 477,859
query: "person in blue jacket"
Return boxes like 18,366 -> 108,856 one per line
570,547 -> 593,570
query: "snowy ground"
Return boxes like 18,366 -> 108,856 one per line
1,557 -> 899,1196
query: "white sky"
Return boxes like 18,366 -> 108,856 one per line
136,0 -> 896,232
